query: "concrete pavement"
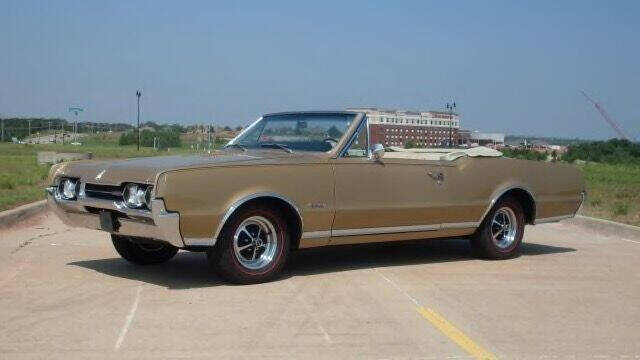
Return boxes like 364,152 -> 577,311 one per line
0,211 -> 639,358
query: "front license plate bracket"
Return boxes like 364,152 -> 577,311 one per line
99,211 -> 120,232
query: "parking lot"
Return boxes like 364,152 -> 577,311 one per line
1,211 -> 639,359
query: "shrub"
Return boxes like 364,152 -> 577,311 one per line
119,131 -> 136,146
405,140 -> 419,149
0,179 -> 15,190
612,202 -> 629,216
119,130 -> 181,149
563,139 -> 640,164
501,148 -> 548,161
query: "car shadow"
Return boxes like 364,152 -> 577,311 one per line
286,238 -> 576,277
68,239 -> 575,290
68,252 -> 223,290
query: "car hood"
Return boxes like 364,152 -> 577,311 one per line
52,150 -> 307,185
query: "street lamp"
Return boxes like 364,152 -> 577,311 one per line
136,91 -> 141,151
446,102 -> 456,148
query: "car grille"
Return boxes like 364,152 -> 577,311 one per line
83,183 -> 123,201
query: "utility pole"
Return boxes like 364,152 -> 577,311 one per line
28,119 -> 32,138
1,118 -> 4,142
446,102 -> 456,148
136,91 -> 142,151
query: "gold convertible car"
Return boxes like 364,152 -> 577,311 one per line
46,111 -> 585,283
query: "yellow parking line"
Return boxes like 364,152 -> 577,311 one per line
417,307 -> 497,360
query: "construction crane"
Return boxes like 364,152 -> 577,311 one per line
580,90 -> 633,141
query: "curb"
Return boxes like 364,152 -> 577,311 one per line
0,200 -> 48,229
569,215 -> 640,240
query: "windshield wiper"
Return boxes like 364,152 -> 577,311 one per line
223,143 -> 247,152
260,143 -> 293,153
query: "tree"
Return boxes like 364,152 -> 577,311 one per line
168,123 -> 185,133
562,139 -> 640,164
405,140 -> 418,149
235,126 -> 243,131
141,121 -> 160,130
327,126 -> 342,139
223,126 -> 232,131
119,129 -> 181,148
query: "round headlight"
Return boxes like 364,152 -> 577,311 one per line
123,183 -> 149,209
60,179 -> 78,200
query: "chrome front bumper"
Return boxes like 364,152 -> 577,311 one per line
46,186 -> 184,248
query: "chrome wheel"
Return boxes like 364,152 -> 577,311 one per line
233,216 -> 278,270
491,207 -> 517,249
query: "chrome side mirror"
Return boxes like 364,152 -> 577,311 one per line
372,143 -> 385,162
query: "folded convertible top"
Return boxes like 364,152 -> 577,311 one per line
385,146 -> 503,161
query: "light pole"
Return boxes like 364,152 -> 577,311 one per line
136,91 -> 141,151
446,102 -> 456,147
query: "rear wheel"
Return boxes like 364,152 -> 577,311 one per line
471,197 -> 525,259
111,235 -> 179,265
207,205 -> 290,284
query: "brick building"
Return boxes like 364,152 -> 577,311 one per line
348,107 -> 460,148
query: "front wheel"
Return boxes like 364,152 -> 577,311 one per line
111,235 -> 179,265
207,205 -> 290,284
471,197 -> 525,260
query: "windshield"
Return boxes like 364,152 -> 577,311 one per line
228,113 -> 356,152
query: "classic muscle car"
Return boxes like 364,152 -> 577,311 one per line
46,111 -> 585,283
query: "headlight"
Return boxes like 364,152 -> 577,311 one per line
123,183 -> 153,209
58,178 -> 79,200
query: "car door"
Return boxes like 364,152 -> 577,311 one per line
330,118 -> 446,242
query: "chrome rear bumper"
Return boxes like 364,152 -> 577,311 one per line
46,186 -> 184,248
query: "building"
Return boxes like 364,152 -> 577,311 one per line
458,131 -> 505,148
348,107 -> 460,148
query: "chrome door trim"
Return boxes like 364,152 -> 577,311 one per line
331,224 -> 440,237
183,238 -> 215,246
535,214 -> 574,224
302,221 -> 479,240
441,221 -> 479,229
301,230 -> 332,239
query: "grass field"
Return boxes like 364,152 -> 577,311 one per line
0,141 -> 200,211
577,162 -> 640,226
1,142 -> 639,226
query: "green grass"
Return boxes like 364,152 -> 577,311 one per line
0,145 -> 52,210
577,162 -> 640,226
0,140 -> 204,211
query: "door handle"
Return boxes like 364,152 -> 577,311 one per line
427,171 -> 444,183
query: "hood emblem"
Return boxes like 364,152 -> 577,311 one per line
95,169 -> 106,180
